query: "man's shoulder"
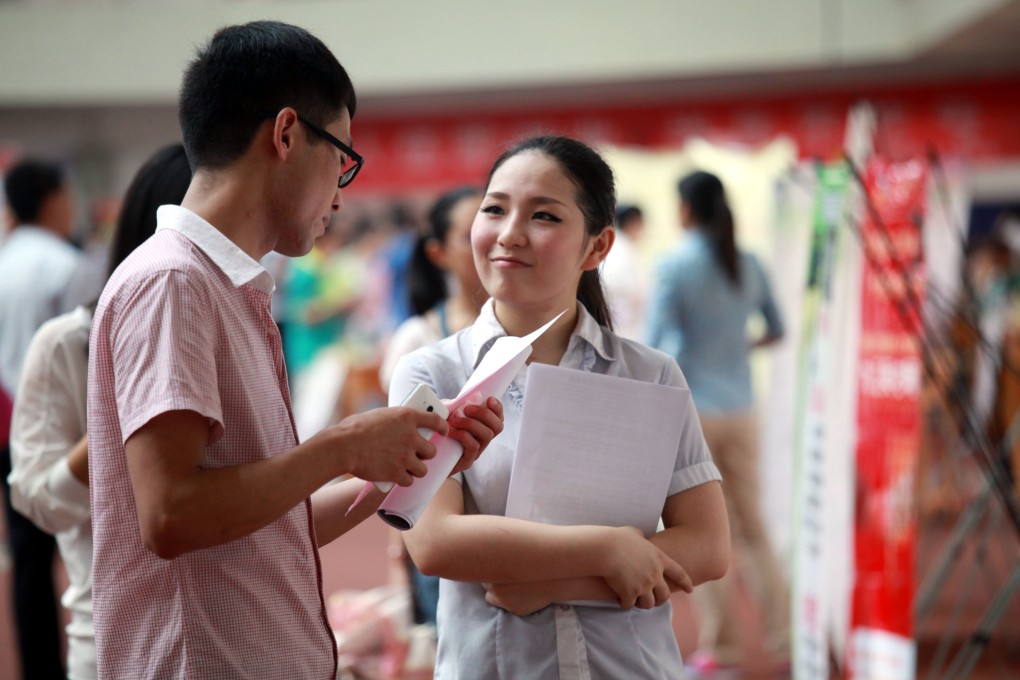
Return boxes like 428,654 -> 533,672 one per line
98,232 -> 224,316
112,231 -> 217,285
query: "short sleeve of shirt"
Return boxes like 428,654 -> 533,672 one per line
658,357 -> 722,496
110,269 -> 224,444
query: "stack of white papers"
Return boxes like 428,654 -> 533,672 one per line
505,363 -> 689,537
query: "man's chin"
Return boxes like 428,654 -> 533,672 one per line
275,241 -> 313,258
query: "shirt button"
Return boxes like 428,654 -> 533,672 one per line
559,604 -> 570,611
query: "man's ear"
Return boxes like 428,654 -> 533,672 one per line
581,226 -> 615,271
270,108 -> 301,159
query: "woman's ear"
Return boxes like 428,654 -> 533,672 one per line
424,238 -> 448,270
679,200 -> 692,229
581,227 -> 615,271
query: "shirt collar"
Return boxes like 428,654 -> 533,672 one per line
156,205 -> 275,292
467,298 -> 615,371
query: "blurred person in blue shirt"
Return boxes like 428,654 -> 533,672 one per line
646,169 -> 789,675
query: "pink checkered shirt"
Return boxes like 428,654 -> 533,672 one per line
88,206 -> 337,679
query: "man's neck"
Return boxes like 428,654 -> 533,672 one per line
181,169 -> 274,261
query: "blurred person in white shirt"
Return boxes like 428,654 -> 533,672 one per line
0,157 -> 80,680
8,143 -> 192,679
601,203 -> 648,341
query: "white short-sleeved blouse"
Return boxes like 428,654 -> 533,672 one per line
390,299 -> 722,680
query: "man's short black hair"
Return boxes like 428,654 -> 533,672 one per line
178,21 -> 357,170
615,204 -> 643,230
3,159 -> 65,224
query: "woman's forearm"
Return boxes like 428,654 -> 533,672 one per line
410,511 -> 615,584
311,478 -> 387,546
67,434 -> 89,486
653,481 -> 730,587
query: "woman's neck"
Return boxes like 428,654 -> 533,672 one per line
492,301 -> 578,366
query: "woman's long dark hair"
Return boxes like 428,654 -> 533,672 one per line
107,143 -> 192,279
485,135 -> 615,329
678,170 -> 741,287
406,186 -> 482,316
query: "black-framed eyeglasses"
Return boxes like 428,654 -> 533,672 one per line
296,115 -> 364,189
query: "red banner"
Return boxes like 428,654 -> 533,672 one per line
848,158 -> 927,679
348,78 -> 1020,196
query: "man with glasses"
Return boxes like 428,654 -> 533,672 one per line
87,21 -> 503,679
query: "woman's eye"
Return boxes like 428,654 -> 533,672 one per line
480,204 -> 505,215
534,211 -> 561,223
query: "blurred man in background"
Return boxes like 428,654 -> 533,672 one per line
0,158 -> 80,679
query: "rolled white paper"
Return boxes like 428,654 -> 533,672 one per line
377,435 -> 465,530
376,310 -> 567,529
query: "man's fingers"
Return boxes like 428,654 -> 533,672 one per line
410,409 -> 448,437
407,455 -> 429,478
415,438 -> 437,461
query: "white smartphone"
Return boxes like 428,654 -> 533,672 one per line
376,383 -> 450,492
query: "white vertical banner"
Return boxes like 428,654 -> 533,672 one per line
791,162 -> 860,680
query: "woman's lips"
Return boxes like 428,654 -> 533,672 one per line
491,255 -> 529,268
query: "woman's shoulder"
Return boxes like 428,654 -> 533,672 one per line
379,314 -> 444,389
391,314 -> 443,348
603,329 -> 685,386
395,327 -> 470,375
29,307 -> 92,355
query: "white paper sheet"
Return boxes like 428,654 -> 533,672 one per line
370,311 -> 567,530
505,363 -> 688,537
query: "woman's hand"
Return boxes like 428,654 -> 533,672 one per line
601,526 -> 692,609
444,397 -> 504,475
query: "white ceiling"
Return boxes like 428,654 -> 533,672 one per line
363,0 -> 1020,115
0,0 -> 1017,114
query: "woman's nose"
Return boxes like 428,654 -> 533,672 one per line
496,213 -> 526,247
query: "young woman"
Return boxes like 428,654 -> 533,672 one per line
646,169 -> 788,673
379,185 -> 485,390
379,186 -> 485,629
394,136 -> 729,679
